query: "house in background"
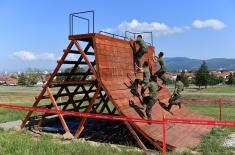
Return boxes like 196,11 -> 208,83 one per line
0,76 -> 18,86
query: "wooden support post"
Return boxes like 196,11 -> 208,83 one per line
46,87 -> 70,133
74,86 -> 101,138
124,121 -> 147,150
74,41 -> 97,76
20,40 -> 74,129
37,44 -> 94,127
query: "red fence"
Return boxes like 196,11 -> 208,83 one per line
183,98 -> 235,120
0,103 -> 235,155
1,96 -> 235,154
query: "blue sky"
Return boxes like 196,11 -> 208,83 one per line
0,0 -> 235,71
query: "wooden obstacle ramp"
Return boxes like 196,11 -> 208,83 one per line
21,33 -> 212,150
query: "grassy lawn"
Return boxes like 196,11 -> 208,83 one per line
169,85 -> 235,94
0,85 -> 235,154
185,104 -> 235,154
186,85 -> 235,93
0,128 -> 148,155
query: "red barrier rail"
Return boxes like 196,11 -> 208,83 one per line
0,103 -> 235,155
0,103 -> 235,127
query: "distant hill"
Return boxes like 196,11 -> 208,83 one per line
165,57 -> 235,71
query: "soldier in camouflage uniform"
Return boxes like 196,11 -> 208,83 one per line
131,61 -> 151,97
142,75 -> 162,119
166,75 -> 184,111
154,52 -> 167,84
132,35 -> 148,72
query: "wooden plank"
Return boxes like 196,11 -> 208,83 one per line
92,33 -> 212,150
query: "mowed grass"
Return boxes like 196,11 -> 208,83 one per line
186,104 -> 235,121
0,86 -> 235,154
0,91 -> 36,123
0,128 -> 148,155
185,104 -> 235,154
181,85 -> 235,93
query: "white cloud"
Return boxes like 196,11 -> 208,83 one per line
103,19 -> 226,37
104,19 -> 190,37
39,53 -> 55,60
192,19 -> 226,30
101,28 -> 113,33
11,50 -> 55,61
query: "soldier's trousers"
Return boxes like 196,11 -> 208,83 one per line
143,96 -> 156,119
167,94 -> 182,110
155,68 -> 166,84
131,79 -> 148,97
136,47 -> 147,68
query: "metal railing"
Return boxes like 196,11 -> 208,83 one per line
69,10 -> 95,35
125,31 -> 153,45
99,31 -> 128,40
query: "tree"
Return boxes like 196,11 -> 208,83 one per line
56,67 -> 85,82
18,73 -> 27,86
227,73 -> 235,85
208,74 -> 223,86
18,69 -> 43,86
180,71 -> 189,87
195,61 -> 210,89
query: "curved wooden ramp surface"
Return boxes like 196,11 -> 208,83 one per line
88,33 -> 212,149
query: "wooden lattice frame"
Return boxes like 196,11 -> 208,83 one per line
20,36 -> 146,149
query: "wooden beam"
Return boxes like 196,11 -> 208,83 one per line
56,72 -> 92,76
36,42 -> 94,127
61,60 -> 95,65
46,87 -> 70,133
39,89 -> 97,99
64,87 -> 77,109
124,121 -> 147,150
49,80 -> 97,87
63,49 -> 95,55
74,41 -> 97,77
20,40 -> 75,129
74,86 -> 101,138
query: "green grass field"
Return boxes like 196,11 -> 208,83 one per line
0,85 -> 235,154
185,85 -> 235,93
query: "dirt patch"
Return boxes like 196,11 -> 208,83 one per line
0,120 -> 22,130
223,133 -> 235,147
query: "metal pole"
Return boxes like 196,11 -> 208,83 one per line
69,14 -> 71,35
162,112 -> 166,155
88,20 -> 90,33
93,11 -> 95,33
151,32 -> 153,45
71,15 -> 74,35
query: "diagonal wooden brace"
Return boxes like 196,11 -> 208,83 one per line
74,86 -> 101,138
74,40 -> 97,77
46,87 -> 71,133
124,121 -> 147,150
20,40 -> 74,129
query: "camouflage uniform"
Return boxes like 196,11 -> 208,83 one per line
136,38 -> 148,68
155,57 -> 167,84
167,81 -> 184,111
131,66 -> 151,97
142,81 -> 158,119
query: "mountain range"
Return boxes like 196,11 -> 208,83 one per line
164,57 -> 235,71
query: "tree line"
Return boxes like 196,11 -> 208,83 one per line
167,61 -> 230,89
18,67 -> 85,86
